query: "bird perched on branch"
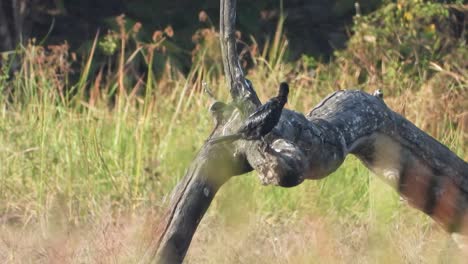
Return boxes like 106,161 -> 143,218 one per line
210,82 -> 289,144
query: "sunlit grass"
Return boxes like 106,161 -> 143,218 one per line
0,3 -> 466,262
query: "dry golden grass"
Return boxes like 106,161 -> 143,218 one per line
0,2 -> 466,262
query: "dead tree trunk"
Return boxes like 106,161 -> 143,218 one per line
148,0 -> 468,262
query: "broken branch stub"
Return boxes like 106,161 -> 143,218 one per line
150,0 -> 468,263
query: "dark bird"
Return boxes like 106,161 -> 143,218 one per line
210,82 -> 289,144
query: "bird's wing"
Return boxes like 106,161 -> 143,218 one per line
238,101 -> 275,132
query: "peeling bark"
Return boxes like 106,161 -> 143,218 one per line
149,0 -> 468,263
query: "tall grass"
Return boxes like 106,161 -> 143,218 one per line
0,2 -> 466,262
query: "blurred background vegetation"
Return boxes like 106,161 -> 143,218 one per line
0,0 -> 384,61
0,0 -> 466,262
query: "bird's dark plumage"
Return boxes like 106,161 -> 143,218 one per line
210,82 -> 289,144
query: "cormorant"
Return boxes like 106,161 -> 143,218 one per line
210,82 -> 289,144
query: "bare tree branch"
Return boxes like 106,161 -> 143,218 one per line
149,0 -> 468,263
219,0 -> 260,112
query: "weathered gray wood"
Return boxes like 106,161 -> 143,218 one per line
149,1 -> 258,262
148,141 -> 250,263
150,0 -> 468,263
219,0 -> 260,113
240,90 -> 467,189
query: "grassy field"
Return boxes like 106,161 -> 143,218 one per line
0,2 -> 467,263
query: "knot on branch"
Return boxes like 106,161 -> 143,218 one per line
204,81 -> 236,127
248,139 -> 307,188
208,101 -> 228,126
241,109 -> 347,187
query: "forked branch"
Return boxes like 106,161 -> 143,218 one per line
149,0 -> 468,263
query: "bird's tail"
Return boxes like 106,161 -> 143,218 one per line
209,134 -> 242,144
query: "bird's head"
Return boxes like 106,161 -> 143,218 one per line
278,82 -> 289,101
